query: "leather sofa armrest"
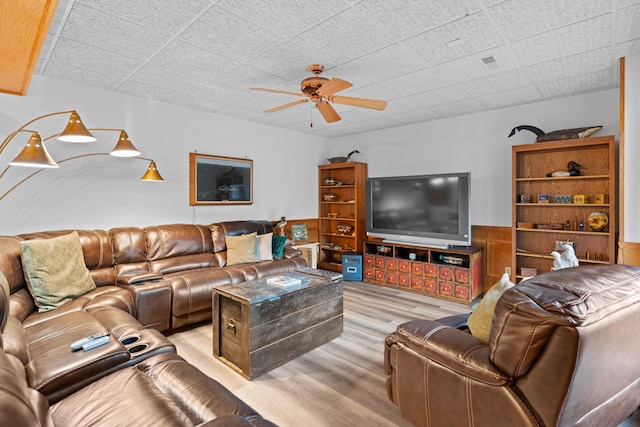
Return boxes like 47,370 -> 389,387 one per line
283,246 -> 302,259
198,415 -> 278,427
390,319 -> 508,385
117,271 -> 163,286
436,312 -> 471,330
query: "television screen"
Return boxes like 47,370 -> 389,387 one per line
366,172 -> 471,248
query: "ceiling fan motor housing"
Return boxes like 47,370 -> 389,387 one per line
301,76 -> 329,95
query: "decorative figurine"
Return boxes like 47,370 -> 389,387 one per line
551,243 -> 579,271
272,216 -> 287,236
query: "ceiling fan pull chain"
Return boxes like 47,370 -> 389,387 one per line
310,102 -> 313,127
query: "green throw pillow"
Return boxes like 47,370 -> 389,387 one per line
272,235 -> 287,260
468,273 -> 514,343
20,231 -> 96,313
226,232 -> 258,266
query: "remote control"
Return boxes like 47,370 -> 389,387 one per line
70,332 -> 110,351
82,335 -> 110,351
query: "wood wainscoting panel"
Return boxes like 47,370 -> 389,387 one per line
472,225 -> 512,293
280,218 -> 319,243
618,241 -> 640,266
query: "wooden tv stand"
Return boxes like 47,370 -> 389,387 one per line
363,240 -> 483,305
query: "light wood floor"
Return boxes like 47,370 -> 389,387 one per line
167,281 -> 470,427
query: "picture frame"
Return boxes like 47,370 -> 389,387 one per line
189,153 -> 253,205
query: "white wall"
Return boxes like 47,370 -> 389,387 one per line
0,76 -> 327,234
329,89 -> 619,227
624,54 -> 640,242
0,75 -> 621,235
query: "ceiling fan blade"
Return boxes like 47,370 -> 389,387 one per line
317,78 -> 352,96
250,87 -> 305,96
264,99 -> 308,113
329,95 -> 387,110
316,101 -> 341,123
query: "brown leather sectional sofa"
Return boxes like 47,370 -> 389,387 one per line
385,264 -> 640,427
0,220 -> 307,426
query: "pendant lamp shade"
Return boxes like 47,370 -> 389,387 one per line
57,111 -> 97,143
141,160 -> 164,181
110,130 -> 141,157
9,133 -> 59,168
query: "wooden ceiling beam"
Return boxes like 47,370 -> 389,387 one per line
0,0 -> 58,96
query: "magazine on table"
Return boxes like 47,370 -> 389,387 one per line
267,276 -> 302,287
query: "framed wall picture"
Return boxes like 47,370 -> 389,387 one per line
189,153 -> 253,205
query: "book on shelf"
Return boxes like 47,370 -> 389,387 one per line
266,275 -> 302,287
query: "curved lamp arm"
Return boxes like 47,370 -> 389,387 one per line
0,110 -> 95,154
0,154 -> 163,202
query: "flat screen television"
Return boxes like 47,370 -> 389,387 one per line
366,172 -> 471,248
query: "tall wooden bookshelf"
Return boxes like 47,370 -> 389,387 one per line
318,162 -> 367,272
512,135 -> 616,281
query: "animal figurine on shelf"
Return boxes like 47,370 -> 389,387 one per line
328,149 -> 360,164
508,125 -> 602,142
551,244 -> 579,271
546,161 -> 583,177
273,216 -> 287,236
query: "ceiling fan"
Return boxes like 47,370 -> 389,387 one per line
250,64 -> 387,123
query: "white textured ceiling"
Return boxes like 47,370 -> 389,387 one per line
36,0 -> 640,138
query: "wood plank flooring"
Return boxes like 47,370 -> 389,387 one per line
167,281 -> 470,427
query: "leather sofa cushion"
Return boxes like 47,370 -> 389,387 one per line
22,286 -> 135,328
49,353 -> 273,427
110,227 -> 148,267
145,224 -> 214,260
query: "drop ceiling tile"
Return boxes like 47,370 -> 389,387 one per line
537,69 -> 613,98
47,37 -> 143,80
407,85 -> 471,108
173,96 -> 231,114
382,98 -> 429,115
42,61 -> 122,90
390,108 -> 441,124
249,42 -> 327,83
458,69 -> 534,97
616,3 -> 640,43
214,65 -> 292,94
287,8 -> 400,66
428,98 -> 487,117
510,15 -> 611,67
401,11 -> 503,67
148,39 -> 240,81
188,81 -> 254,104
526,47 -> 611,85
488,0 -> 611,42
216,0 -> 354,38
329,44 -> 430,87
477,86 -> 542,109
178,5 -> 284,61
215,106 -> 266,121
77,0 -> 214,35
116,80 -> 187,104
616,38 -> 640,57
352,0 -> 482,41
618,0 -> 640,9
127,64 -> 208,94
60,3 -> 171,59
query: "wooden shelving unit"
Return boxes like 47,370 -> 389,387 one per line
317,162 -> 367,272
512,135 -> 616,280
362,240 -> 483,305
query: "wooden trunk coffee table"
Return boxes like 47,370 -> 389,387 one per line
212,267 -> 343,379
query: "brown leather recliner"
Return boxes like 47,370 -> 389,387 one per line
385,264 -> 640,427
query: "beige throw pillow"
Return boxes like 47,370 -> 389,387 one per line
20,231 -> 96,313
226,232 -> 259,266
468,273 -> 515,343
256,233 -> 273,261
